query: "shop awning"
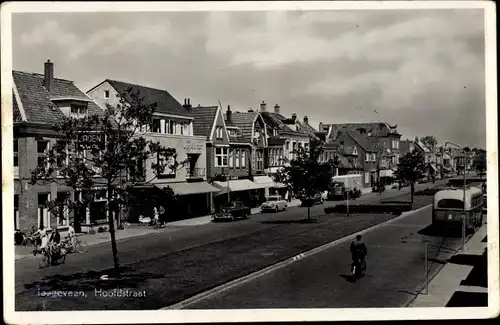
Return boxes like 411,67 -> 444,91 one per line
379,169 -> 394,177
253,175 -> 287,189
213,179 -> 262,196
158,182 -> 220,196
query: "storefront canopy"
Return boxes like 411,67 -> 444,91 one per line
379,169 -> 394,177
253,176 -> 278,188
162,182 -> 220,196
213,179 -> 262,196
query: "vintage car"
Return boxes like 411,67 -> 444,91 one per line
212,201 -> 251,221
300,193 -> 324,207
261,195 -> 288,212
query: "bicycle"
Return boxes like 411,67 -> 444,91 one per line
351,258 -> 367,280
36,243 -> 66,268
62,235 -> 89,254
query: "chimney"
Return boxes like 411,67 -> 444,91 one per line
183,98 -> 192,111
303,116 -> 309,124
319,122 -> 323,131
415,136 -> 419,143
260,101 -> 267,112
274,104 -> 280,114
291,113 -> 297,122
226,105 -> 232,124
43,60 -> 54,93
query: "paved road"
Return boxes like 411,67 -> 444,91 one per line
14,180 -> 447,310
186,205 -> 468,309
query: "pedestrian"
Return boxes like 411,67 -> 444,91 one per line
31,225 -> 48,255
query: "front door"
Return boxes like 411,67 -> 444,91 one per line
37,193 -> 51,228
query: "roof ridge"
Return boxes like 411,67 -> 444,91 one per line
106,78 -> 176,94
13,70 -> 76,83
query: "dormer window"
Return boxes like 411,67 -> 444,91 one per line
70,105 -> 87,119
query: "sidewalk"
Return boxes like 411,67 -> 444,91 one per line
14,224 -> 177,261
15,200 -> 303,261
409,223 -> 488,307
167,199 -> 302,227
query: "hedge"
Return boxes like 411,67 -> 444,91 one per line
324,203 -> 412,215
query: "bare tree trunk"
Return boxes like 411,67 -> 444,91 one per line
410,182 -> 415,204
308,205 -> 311,220
107,182 -> 120,273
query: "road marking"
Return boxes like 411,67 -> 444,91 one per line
161,204 -> 432,310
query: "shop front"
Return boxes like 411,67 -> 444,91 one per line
212,178 -> 264,209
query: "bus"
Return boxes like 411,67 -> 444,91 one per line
432,186 -> 484,233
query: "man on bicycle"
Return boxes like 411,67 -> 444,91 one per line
350,235 -> 367,275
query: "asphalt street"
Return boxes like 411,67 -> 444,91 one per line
15,180 -> 450,310
186,204 -> 467,309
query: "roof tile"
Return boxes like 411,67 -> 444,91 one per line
190,106 -> 218,138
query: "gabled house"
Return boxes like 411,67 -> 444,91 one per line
87,82 -> 218,222
330,130 -> 378,190
13,60 -> 108,233
321,122 -> 402,169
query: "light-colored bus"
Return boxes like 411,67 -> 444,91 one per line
432,186 -> 484,233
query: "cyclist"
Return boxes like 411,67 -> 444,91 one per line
66,222 -> 76,245
31,225 -> 48,256
350,235 -> 368,276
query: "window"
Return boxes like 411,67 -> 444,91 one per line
229,149 -> 234,168
180,123 -> 185,135
169,121 -> 176,134
14,195 -> 19,230
371,153 -> 376,162
364,172 -> 370,184
104,90 -> 110,99
158,150 -> 176,176
152,119 -> 161,133
14,139 -> 19,177
37,141 -> 50,172
216,126 -> 224,140
70,105 -> 87,119
241,150 -> 246,168
437,199 -> 463,209
215,147 -> 228,167
392,140 -> 399,149
56,147 -> 69,177
365,153 -> 370,162
257,150 -> 264,171
353,146 -> 358,155
235,150 -> 240,168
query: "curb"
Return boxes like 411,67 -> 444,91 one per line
162,204 -> 433,310
403,223 -> 484,307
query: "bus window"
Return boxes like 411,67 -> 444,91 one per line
437,199 -> 463,209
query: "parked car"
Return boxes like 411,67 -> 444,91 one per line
261,195 -> 288,212
212,201 -> 251,221
300,193 -> 324,207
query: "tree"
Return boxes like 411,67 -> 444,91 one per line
394,150 -> 427,204
421,136 -> 438,151
273,136 -> 334,220
472,150 -> 487,180
30,88 -> 182,273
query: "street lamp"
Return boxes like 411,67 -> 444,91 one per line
445,141 -> 467,252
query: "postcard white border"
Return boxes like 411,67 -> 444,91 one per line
2,1 -> 498,323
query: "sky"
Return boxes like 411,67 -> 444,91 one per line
12,9 -> 487,148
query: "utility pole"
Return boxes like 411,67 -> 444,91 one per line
445,141 -> 467,252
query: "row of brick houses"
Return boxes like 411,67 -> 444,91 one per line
12,60 -> 318,232
12,60 -> 474,232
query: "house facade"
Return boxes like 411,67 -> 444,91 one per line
13,60 -> 111,233
260,103 -> 313,199
329,130 -> 378,189
87,80 -> 217,222
320,122 -> 402,183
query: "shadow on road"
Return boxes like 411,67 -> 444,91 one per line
417,224 -> 463,239
261,219 -> 320,224
448,250 -> 488,288
339,274 -> 356,283
446,291 -> 488,307
23,266 -> 164,292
